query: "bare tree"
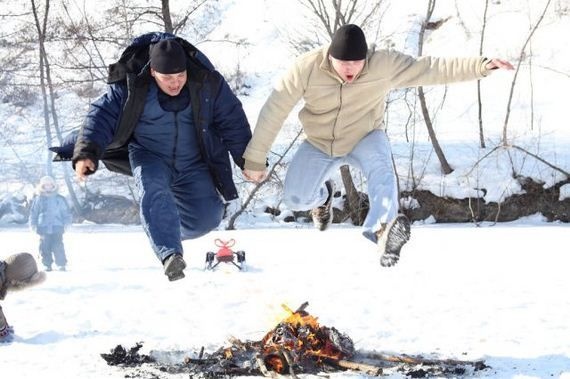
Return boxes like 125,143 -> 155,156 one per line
31,0 -> 53,174
161,0 -> 174,33
477,0 -> 490,148
105,0 -> 220,36
31,0 -> 82,213
502,0 -> 553,146
287,0 -> 388,54
464,0 -> 568,218
417,0 -> 453,175
298,0 -> 384,37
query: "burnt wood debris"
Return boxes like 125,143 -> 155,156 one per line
101,302 -> 490,378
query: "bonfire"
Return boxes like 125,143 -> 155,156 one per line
102,302 -> 489,377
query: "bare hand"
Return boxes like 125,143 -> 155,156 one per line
485,58 -> 514,71
75,159 -> 96,181
243,169 -> 267,183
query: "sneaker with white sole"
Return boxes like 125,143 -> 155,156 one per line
377,214 -> 411,267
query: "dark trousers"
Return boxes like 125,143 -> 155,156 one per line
39,232 -> 67,268
130,150 -> 224,262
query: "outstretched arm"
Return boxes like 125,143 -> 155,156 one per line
384,50 -> 513,89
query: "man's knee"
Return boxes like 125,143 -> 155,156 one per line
180,215 -> 221,240
180,201 -> 223,239
283,193 -> 317,211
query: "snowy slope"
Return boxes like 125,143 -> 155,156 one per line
1,221 -> 569,378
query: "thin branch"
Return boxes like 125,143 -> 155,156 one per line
226,129 -> 304,230
511,145 -> 570,178
502,0 -> 553,145
466,145 -> 501,176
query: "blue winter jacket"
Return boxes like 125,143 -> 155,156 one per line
28,193 -> 72,235
68,33 -> 251,201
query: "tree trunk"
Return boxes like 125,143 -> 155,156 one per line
477,0 -> 489,148
161,0 -> 174,33
31,0 -> 53,176
418,0 -> 453,175
418,87 -> 453,174
339,165 -> 368,225
32,0 -> 83,214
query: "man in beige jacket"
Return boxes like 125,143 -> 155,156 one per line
243,24 -> 513,267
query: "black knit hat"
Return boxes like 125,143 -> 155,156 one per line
329,24 -> 368,61
150,39 -> 187,74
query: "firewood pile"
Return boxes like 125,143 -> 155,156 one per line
102,302 -> 490,378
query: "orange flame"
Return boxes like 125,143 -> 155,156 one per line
264,354 -> 286,373
261,303 -> 345,365
223,348 -> 233,359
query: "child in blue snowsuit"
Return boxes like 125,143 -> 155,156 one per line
28,176 -> 72,271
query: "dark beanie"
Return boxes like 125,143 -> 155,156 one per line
329,24 -> 368,61
150,39 -> 187,74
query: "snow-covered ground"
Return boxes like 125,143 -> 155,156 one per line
1,1 -> 569,377
1,220 -> 569,378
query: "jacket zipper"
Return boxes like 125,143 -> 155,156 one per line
330,83 -> 343,155
173,111 -> 179,170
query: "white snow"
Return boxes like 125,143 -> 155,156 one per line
1,0 -> 569,377
1,222 -> 569,378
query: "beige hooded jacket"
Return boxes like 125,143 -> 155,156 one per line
243,46 -> 491,170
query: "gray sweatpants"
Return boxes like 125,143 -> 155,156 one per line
283,130 -> 399,242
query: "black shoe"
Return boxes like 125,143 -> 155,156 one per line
163,254 -> 187,281
377,214 -> 411,267
311,180 -> 334,231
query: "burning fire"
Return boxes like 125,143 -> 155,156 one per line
103,302 -> 488,378
260,302 -> 354,373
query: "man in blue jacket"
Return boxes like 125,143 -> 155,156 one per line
72,34 -> 252,281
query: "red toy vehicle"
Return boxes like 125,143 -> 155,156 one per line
205,238 -> 246,271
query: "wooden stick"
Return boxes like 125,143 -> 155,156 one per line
359,351 -> 484,367
281,350 -> 299,379
294,301 -> 309,313
183,357 -> 218,365
256,354 -> 276,378
336,359 -> 382,376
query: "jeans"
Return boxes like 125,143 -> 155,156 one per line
283,130 -> 399,242
130,149 -> 224,262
